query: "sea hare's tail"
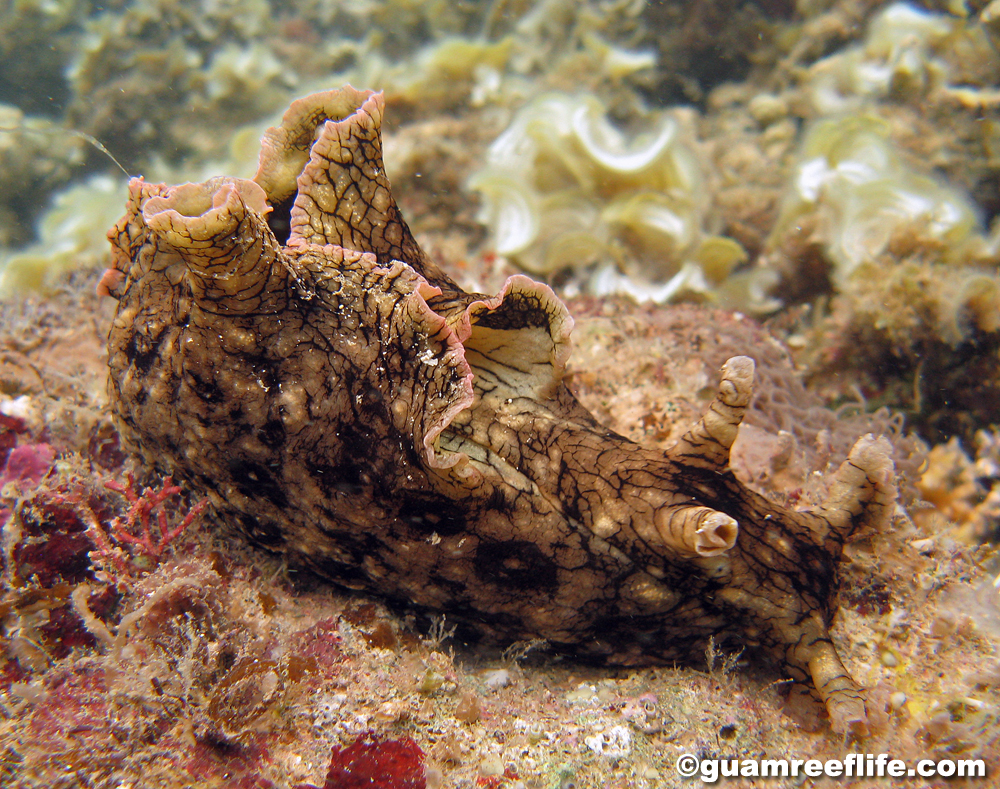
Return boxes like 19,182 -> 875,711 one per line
677,357 -> 897,735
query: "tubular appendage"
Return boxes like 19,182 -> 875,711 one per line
808,639 -> 870,736
654,504 -> 738,558
670,356 -> 755,470
814,434 -> 896,542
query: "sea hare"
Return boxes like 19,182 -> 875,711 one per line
103,86 -> 897,734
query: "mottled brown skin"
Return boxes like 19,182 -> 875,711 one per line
104,87 -> 897,734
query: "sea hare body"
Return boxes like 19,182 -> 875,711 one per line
104,87 -> 896,734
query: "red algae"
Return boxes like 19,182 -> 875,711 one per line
300,731 -> 426,789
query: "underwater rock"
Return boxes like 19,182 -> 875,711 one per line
103,86 -> 897,733
639,0 -> 795,105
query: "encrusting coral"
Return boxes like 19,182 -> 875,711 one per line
102,85 -> 899,734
